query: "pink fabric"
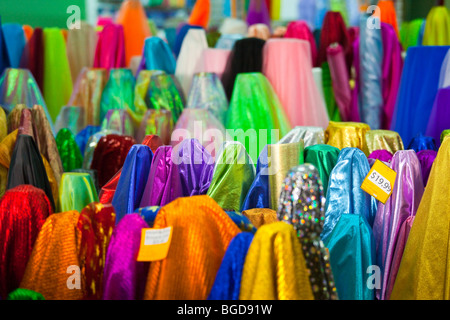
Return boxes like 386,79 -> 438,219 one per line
262,38 -> 329,128
197,48 -> 231,79
350,37 -> 361,122
327,44 -> 352,121
284,21 -> 318,67
94,24 -> 126,70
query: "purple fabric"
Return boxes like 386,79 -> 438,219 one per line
416,149 -> 437,186
139,145 -> 183,207
381,23 -> 403,130
173,139 -> 215,196
426,87 -> 450,147
102,214 -> 150,300
372,150 -> 424,300
246,0 -> 271,29
368,150 -> 393,163
350,36 -> 361,122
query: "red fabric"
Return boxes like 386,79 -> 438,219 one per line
141,134 -> 164,154
0,185 -> 53,298
19,28 -> 44,91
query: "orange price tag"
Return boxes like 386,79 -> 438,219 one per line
361,160 -> 396,204
137,227 -> 172,262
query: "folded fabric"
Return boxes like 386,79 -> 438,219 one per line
58,172 -> 98,213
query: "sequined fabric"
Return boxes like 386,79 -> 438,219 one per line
55,128 -> 83,172
365,129 -> 404,154
278,126 -> 325,147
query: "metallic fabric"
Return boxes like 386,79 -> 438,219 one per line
240,222 -> 314,300
71,169 -> 99,195
58,172 -> 99,213
133,206 -> 159,228
136,37 -> 176,75
365,129 -> 404,155
242,208 -> 278,228
81,129 -> 120,170
325,121 -> 371,155
368,150 -> 394,164
134,70 -> 165,120
278,126 -> 325,147
225,211 -> 257,233
373,150 -> 424,300
0,185 -> 52,299
0,107 -> 6,141
241,146 -> 270,210
54,106 -> 84,135
101,109 -> 134,137
75,125 -> 101,155
207,142 -> 256,212
144,195 -> 241,300
20,210 -> 84,300
55,128 -> 83,172
407,134 -> 437,153
6,104 -> 26,133
416,149 -> 437,187
0,130 -> 18,198
304,144 -> 340,196
390,138 -> 450,299
278,164 -> 338,300
137,109 -> 173,145
102,213 -> 149,300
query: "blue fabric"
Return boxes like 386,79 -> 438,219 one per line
2,23 -> 25,68
215,34 -> 244,50
407,134 -> 437,153
134,206 -> 160,227
142,37 -> 176,74
208,232 -> 254,300
321,148 -> 378,243
314,0 -> 330,30
225,211 -> 257,233
418,20 -> 426,46
164,27 -> 177,51
391,46 -> 450,145
324,214 -> 376,300
0,17 -> 11,74
241,146 -> 269,211
75,125 -> 101,155
112,145 -> 154,224
174,24 -> 203,58
298,0 -> 316,30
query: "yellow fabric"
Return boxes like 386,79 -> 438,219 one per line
240,222 -> 314,300
325,121 -> 371,155
390,138 -> 450,300
0,107 -> 6,141
0,130 -> 18,198
365,129 -> 404,154
422,6 -> 450,46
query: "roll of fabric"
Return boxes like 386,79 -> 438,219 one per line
82,130 -> 120,170
0,185 -> 52,299
378,0 -> 399,37
0,130 -> 17,198
247,24 -> 270,40
0,17 -> 10,75
71,168 -> 99,195
208,232 -> 254,300
325,121 -> 371,155
225,210 -> 257,233
426,87 -> 450,147
278,126 -> 325,146
0,108 -> 6,141
422,6 -> 450,46
197,48 -> 231,79
58,172 -> 98,213
327,44 -> 351,121
54,106 -> 84,135
263,38 -> 329,128
441,129 -> 450,143
7,288 -> 45,300
75,125 -> 101,156
55,128 -> 83,172
137,109 -> 173,145
6,104 -> 26,133
304,144 -> 340,196
173,24 -> 203,58
242,208 -> 278,228
400,19 -> 424,50
416,149 -> 437,187
20,210 -> 83,300
136,37 -> 176,75
246,0 -> 271,28
407,134 -> 437,153
368,150 -> 394,164
278,164 -> 338,300
241,146 -> 270,210
321,62 -> 342,122
144,195 -> 241,300
284,21 -> 317,67
365,129 -> 404,155
101,109 -> 134,137
18,27 -> 43,91
93,24 -> 126,70
188,0 -> 210,29
2,23 -> 26,68
390,137 -> 450,299
112,145 -> 153,224
240,222 -> 314,300
134,70 -> 165,113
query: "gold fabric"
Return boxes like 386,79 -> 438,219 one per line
6,104 -> 26,133
325,121 -> 371,155
20,210 -> 84,300
268,142 -> 304,210
0,107 -> 6,141
242,208 -> 278,228
144,195 -> 241,300
0,130 -> 18,198
365,129 -> 404,154
239,222 -> 314,300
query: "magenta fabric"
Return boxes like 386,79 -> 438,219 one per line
102,214 -> 150,300
327,44 -> 352,121
368,150 -> 393,163
416,149 -> 437,187
94,24 -> 126,70
139,145 -> 183,207
381,23 -> 403,130
372,150 -> 424,300
284,21 -> 317,67
246,0 -> 271,29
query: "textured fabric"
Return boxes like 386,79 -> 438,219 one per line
242,208 -> 278,228
0,130 -> 18,198
133,206 -> 160,227
368,150 -> 394,164
278,126 -> 325,146
144,196 -> 241,300
240,222 -> 314,300
82,129 -> 121,170
55,128 -> 83,172
365,129 -> 404,155
58,172 -> 98,213
93,24 -> 126,70
0,107 -> 6,142
416,149 -> 437,187
325,121 -> 371,155
407,134 -> 437,153
75,125 -> 101,155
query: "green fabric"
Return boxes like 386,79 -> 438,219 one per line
400,19 -> 424,50
330,0 -> 349,25
322,62 -> 342,122
206,31 -> 221,48
441,129 -> 450,143
7,288 -> 45,300
58,172 -> 98,213
55,128 -> 83,172
147,73 -> 184,123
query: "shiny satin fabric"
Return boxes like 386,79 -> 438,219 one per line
112,145 -> 153,224
134,70 -> 165,115
327,44 -> 351,121
137,109 -> 173,145
66,22 -> 97,84
263,39 -> 329,128
103,213 -> 150,300
422,6 -> 450,46
20,210 -> 83,300
242,208 -> 278,228
278,126 -> 325,147
42,28 -> 73,123
58,172 -> 98,213
407,134 -> 437,153
54,106 -> 84,135
325,121 -> 371,156
101,109 -> 134,137
426,87 -> 450,147
373,150 -> 424,300
368,150 -> 394,164
197,48 -> 230,79
93,24 -> 126,70
0,107 -> 6,141
390,137 -> 450,299
139,145 -> 183,207
2,23 -> 25,68
208,232 -> 254,300
137,37 -> 176,75
321,62 -> 342,122
416,149 -> 437,187
240,222 -> 314,300
81,129 -> 120,170
7,134 -> 56,211
0,185 -> 53,299
284,21 -> 317,67
278,165 -> 338,300
378,0 -> 399,36
187,72 -> 228,124
400,19 -> 424,50
0,18 -> 11,75
304,144 -> 340,196
90,134 -> 135,187
207,142 -> 256,212
55,128 -> 83,172
365,129 -> 404,155
247,24 -> 270,40
133,206 -> 159,228
143,196 -> 240,300
172,138 -> 214,197
71,169 -> 99,195
173,24 -> 203,58
68,67 -> 108,127
321,148 -> 378,243
241,146 -> 270,210
246,0 -> 271,28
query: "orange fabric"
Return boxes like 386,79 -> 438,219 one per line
378,0 -> 399,37
23,25 -> 34,41
144,195 -> 240,300
242,208 -> 278,228
116,0 -> 152,66
61,29 -> 68,42
188,0 -> 210,29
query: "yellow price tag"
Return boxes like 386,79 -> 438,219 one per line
137,227 -> 172,262
361,160 -> 396,204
